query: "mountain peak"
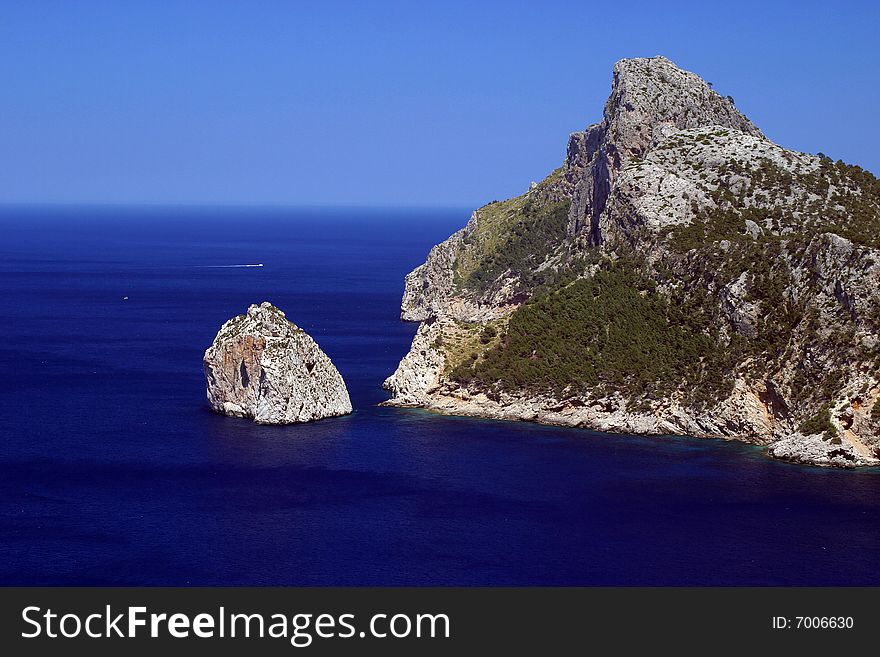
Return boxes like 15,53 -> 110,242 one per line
605,56 -> 764,160
565,56 -> 764,239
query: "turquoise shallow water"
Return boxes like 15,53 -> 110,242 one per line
2,205 -> 879,585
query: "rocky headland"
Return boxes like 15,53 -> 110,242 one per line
205,302 -> 352,424
384,56 -> 880,468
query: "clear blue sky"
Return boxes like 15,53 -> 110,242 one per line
1,0 -> 877,206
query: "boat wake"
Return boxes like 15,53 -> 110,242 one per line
196,264 -> 264,268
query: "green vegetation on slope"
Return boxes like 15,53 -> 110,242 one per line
462,198 -> 570,294
451,262 -> 731,405
668,154 -> 880,251
451,168 -> 571,296
803,156 -> 880,247
800,404 -> 838,441
445,130 -> 880,414
654,143 -> 880,408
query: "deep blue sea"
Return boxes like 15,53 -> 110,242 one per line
2,205 -> 880,586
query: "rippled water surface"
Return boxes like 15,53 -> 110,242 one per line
2,206 -> 879,585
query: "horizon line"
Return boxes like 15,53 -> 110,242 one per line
0,200 -> 480,211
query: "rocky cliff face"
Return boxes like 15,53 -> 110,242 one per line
385,56 -> 880,468
567,56 -> 764,243
399,57 -> 763,323
205,302 -> 352,424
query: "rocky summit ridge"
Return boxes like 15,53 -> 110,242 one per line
384,56 -> 880,468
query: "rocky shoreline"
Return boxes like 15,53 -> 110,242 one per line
383,341 -> 879,469
383,395 -> 877,469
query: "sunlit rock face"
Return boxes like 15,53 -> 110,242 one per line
204,302 -> 352,424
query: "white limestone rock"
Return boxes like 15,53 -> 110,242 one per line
767,433 -> 867,469
204,302 -> 352,424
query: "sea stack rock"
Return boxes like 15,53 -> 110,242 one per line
204,302 -> 352,424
